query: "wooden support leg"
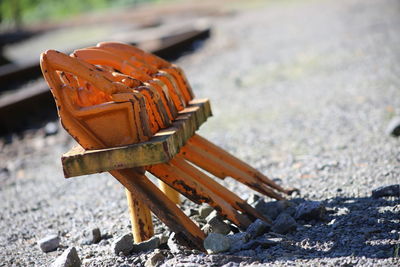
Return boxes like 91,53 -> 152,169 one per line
158,180 -> 180,205
125,188 -> 154,243
110,168 -> 205,251
189,134 -> 293,195
179,142 -> 284,200
147,162 -> 252,229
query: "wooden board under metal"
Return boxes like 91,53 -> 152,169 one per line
62,98 -> 212,178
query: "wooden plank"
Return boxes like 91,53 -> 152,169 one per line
61,98 -> 211,178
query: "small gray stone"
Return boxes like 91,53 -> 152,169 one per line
203,233 -> 231,254
145,250 -> 165,267
294,201 -> 326,221
112,233 -> 133,256
204,216 -> 231,235
227,232 -> 250,252
132,236 -> 160,253
84,228 -> 101,244
372,184 -> 400,198
199,205 -> 214,219
227,232 -> 250,243
38,234 -> 60,252
51,247 -> 81,267
385,117 -> 400,136
246,219 -> 270,238
253,199 -> 293,220
271,213 -> 297,234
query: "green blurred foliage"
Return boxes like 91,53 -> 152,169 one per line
0,0 -> 166,27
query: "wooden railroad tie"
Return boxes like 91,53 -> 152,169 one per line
40,42 -> 293,252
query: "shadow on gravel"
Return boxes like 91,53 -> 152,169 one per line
261,196 -> 399,263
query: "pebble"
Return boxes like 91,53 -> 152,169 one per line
83,227 -> 101,244
385,117 -> 400,136
271,213 -> 297,234
227,232 -> 250,252
132,236 -> 160,253
253,199 -> 292,220
112,233 -> 133,256
203,233 -> 231,254
294,201 -> 326,221
203,216 -> 231,235
246,219 -> 270,238
199,205 -> 214,219
372,184 -> 400,198
50,247 -> 81,267
38,234 -> 60,253
145,250 -> 165,267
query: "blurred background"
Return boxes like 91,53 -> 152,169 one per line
1,0 -> 400,265
0,0 -> 179,29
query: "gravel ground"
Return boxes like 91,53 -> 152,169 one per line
1,0 -> 400,266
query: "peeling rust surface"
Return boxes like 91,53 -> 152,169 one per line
171,179 -> 211,204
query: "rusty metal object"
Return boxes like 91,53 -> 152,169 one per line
40,50 -> 204,249
40,42 -> 293,251
71,43 -> 288,198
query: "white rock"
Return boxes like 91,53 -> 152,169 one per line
51,247 -> 81,267
112,233 -> 133,256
